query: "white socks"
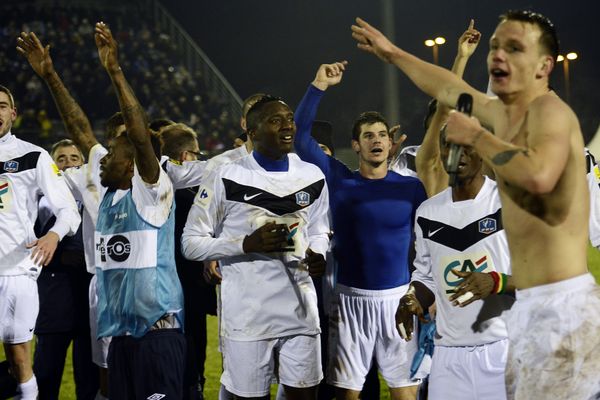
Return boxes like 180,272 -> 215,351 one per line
16,375 -> 37,400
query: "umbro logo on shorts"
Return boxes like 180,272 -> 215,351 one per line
147,394 -> 166,400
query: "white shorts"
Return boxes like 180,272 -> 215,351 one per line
327,284 -> 419,391
221,334 -> 322,397
429,339 -> 508,400
504,273 -> 600,400
89,274 -> 111,368
0,275 -> 39,343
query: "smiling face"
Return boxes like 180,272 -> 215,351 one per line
0,91 -> 17,139
250,101 -> 296,160
351,122 -> 392,166
487,19 -> 554,98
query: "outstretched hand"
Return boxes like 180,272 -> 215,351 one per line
16,32 -> 55,78
351,17 -> 398,63
94,22 -> 120,73
312,61 -> 348,91
458,19 -> 481,59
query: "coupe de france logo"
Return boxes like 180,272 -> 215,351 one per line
3,160 -> 18,173
478,217 -> 497,234
295,191 -> 310,207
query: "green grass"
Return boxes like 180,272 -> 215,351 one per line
3,246 -> 600,399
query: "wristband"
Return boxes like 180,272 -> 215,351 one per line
489,271 -> 500,294
497,273 -> 508,294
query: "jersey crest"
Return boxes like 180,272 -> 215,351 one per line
478,217 -> 497,234
295,191 -> 310,207
3,160 -> 18,172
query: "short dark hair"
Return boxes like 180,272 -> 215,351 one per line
105,112 -> 125,140
351,111 -> 389,141
245,95 -> 285,131
500,10 -> 559,61
50,139 -> 85,162
0,85 -> 15,109
242,93 -> 266,118
160,123 -> 198,159
149,118 -> 176,132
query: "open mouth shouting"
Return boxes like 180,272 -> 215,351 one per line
490,67 -> 509,82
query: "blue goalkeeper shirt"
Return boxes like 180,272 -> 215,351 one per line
294,85 -> 426,290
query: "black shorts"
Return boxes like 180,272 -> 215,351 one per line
107,329 -> 186,400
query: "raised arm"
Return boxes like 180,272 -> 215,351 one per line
294,61 -> 347,176
95,22 -> 159,184
416,20 -> 481,197
17,32 -> 98,155
351,17 -> 501,128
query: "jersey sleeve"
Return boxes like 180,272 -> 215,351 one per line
131,161 -> 173,227
35,151 -> 81,240
294,84 -> 335,176
411,212 -> 437,294
165,158 -> 207,190
306,178 -> 330,256
181,167 -> 245,261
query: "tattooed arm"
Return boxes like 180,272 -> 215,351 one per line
443,94 -> 573,194
94,22 -> 159,184
17,32 -> 98,155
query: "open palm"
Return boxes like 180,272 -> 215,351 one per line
16,32 -> 54,78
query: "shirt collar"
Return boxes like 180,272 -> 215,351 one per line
252,150 -> 289,172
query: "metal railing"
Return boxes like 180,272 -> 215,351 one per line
147,0 -> 243,122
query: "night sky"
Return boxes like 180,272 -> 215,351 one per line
161,0 -> 599,149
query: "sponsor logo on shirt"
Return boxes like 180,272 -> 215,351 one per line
0,179 -> 12,212
97,235 -> 131,262
3,160 -> 18,172
478,218 -> 497,235
441,252 -> 494,295
243,192 -> 261,201
147,394 -> 166,400
295,191 -> 310,207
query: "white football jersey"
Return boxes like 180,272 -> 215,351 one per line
0,133 -> 80,276
585,148 -> 600,248
182,152 -> 330,341
412,177 -> 513,346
